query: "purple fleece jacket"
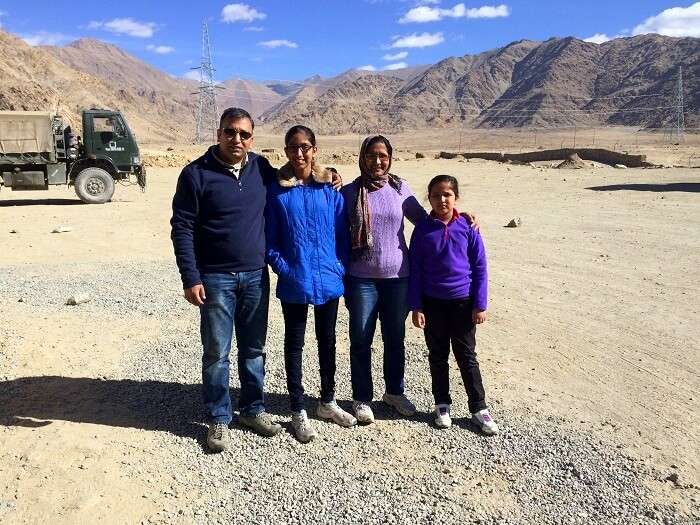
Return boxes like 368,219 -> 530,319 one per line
408,211 -> 488,311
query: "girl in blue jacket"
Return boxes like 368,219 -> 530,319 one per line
265,125 -> 356,442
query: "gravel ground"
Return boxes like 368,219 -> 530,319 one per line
1,262 -> 698,525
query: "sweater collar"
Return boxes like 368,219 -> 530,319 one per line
429,208 -> 460,225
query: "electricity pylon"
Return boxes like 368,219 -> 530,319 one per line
192,21 -> 220,143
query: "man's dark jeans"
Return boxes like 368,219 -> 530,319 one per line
422,295 -> 487,413
200,269 -> 269,424
344,276 -> 408,403
281,299 -> 339,412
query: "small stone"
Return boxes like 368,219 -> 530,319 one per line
415,152 -> 425,159
52,226 -> 73,233
665,472 -> 679,484
9,229 -> 18,233
66,293 -> 91,306
614,164 -> 628,169
506,218 -> 522,228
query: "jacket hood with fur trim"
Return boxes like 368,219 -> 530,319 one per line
277,161 -> 333,187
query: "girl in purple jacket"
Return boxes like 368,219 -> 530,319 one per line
408,175 -> 498,434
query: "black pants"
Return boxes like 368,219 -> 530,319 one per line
423,296 -> 487,413
281,299 -> 339,412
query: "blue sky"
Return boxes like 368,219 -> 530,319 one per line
1,1 -> 698,81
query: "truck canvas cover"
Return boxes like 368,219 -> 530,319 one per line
0,111 -> 54,156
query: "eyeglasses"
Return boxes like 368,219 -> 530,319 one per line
364,153 -> 390,162
221,128 -> 253,141
285,144 -> 314,154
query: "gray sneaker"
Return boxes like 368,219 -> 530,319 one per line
206,422 -> 229,452
317,400 -> 357,427
291,410 -> 317,443
239,411 -> 282,437
382,392 -> 417,417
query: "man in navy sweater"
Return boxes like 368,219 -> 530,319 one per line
171,107 -> 282,451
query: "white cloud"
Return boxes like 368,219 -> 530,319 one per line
183,70 -> 201,81
357,65 -> 377,71
383,51 -> 408,60
400,6 -> 442,22
146,44 -> 175,54
258,39 -> 298,48
88,18 -> 156,38
399,3 -> 509,23
465,4 -> 510,18
384,62 -> 408,70
243,26 -> 264,32
632,2 -> 700,38
222,3 -> 266,23
390,32 -> 444,48
584,33 -> 613,44
22,31 -> 72,46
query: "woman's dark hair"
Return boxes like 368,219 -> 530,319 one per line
365,135 -> 392,158
285,125 -> 316,146
428,175 -> 459,199
219,107 -> 254,129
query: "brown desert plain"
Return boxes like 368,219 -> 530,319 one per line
0,128 -> 698,524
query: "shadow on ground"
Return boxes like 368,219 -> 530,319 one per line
586,182 -> 700,193
0,198 -> 83,206
0,376 -> 291,443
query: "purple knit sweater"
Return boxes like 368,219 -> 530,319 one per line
341,179 -> 427,279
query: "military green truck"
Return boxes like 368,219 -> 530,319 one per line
0,109 -> 145,203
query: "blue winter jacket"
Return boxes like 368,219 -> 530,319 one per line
265,163 -> 349,305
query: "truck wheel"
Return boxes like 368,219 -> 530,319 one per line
74,168 -> 115,204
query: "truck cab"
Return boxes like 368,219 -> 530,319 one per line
81,110 -> 141,175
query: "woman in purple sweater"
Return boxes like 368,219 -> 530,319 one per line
340,136 -> 422,423
341,136 -> 479,424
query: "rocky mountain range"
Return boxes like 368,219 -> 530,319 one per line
261,35 -> 699,133
0,29 -> 697,140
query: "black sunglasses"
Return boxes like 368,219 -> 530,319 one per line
221,128 -> 253,141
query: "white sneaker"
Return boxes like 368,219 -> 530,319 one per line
316,400 -> 357,427
434,404 -> 452,429
472,408 -> 499,435
352,401 -> 375,424
291,410 -> 317,443
382,392 -> 417,417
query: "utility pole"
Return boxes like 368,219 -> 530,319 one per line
192,21 -> 220,143
676,65 -> 685,143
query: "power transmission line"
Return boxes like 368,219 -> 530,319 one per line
220,73 -> 676,102
218,82 -> 681,112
